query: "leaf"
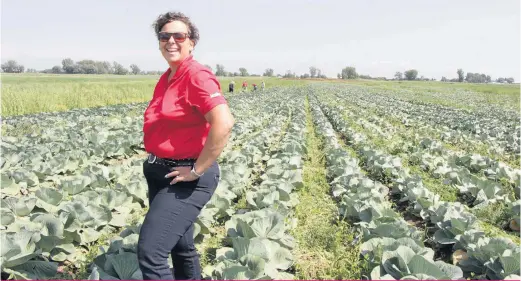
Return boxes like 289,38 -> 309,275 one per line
1,208 -> 15,225
35,187 -> 63,205
70,228 -> 101,244
89,266 -> 100,280
232,237 -> 269,261
499,255 -> 521,277
0,230 -> 39,268
407,255 -> 447,279
221,265 -> 249,280
60,175 -> 91,195
434,260 -> 463,279
109,212 -> 129,227
240,254 -> 267,279
108,252 -> 140,279
433,229 -> 457,244
10,260 -> 58,279
1,174 -> 21,196
2,197 -> 37,217
381,246 -> 416,279
216,247 -> 236,261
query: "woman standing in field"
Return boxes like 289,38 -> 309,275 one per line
137,11 -> 234,280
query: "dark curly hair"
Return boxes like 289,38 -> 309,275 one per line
152,12 -> 200,46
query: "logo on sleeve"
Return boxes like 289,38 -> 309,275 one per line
210,92 -> 221,98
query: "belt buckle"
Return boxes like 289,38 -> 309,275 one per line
147,154 -> 157,164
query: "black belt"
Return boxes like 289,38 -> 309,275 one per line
147,153 -> 196,167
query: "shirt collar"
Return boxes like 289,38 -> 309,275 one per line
165,55 -> 194,82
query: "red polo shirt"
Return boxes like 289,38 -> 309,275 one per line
143,56 -> 227,159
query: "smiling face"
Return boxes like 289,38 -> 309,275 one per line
159,20 -> 194,66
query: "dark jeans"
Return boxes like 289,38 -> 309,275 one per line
137,160 -> 219,280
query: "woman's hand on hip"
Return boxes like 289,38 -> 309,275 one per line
165,166 -> 198,185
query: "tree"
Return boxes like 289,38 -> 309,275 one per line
465,72 -> 491,83
497,77 -> 505,83
263,68 -> 274,77
506,77 -> 515,84
404,69 -> 418,80
441,76 -> 448,82
341,66 -> 357,79
51,66 -> 62,74
77,60 -> 98,74
113,61 -> 128,75
130,64 -> 141,75
1,60 -> 25,73
62,58 -> 76,74
457,69 -> 464,82
103,61 -> 114,74
309,66 -> 317,78
215,64 -> 225,76
239,67 -> 249,76
394,72 -> 403,80
337,73 -> 342,79
283,70 -> 296,78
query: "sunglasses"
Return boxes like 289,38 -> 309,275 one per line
158,32 -> 190,43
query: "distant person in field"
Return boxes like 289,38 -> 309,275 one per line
229,80 -> 235,93
252,83 -> 258,91
261,81 -> 265,90
242,81 -> 248,91
139,11 -> 234,280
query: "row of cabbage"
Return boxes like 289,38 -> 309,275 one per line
86,91 -> 298,280
1,156 -> 149,280
325,94 -> 520,209
331,88 -> 519,177
205,97 -> 307,279
0,92 -> 280,280
1,102 -> 148,169
359,84 -> 520,122
343,86 -> 519,162
2,103 -> 146,134
1,91 -> 276,209
197,97 -> 293,241
309,96 -> 463,280
383,85 -> 517,112
312,94 -> 520,280
319,84 -> 519,162
0,90 -> 272,191
320,97 -> 520,230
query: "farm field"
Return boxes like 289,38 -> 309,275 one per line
0,74 -> 305,117
1,77 -> 520,280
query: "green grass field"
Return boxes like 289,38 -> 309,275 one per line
1,73 -> 519,117
0,74 -> 306,116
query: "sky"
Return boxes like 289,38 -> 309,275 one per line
1,0 -> 520,80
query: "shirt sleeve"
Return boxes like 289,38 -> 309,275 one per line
187,69 -> 228,115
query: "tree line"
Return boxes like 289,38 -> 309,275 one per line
1,59 -> 516,83
0,59 -> 163,75
337,66 -> 515,83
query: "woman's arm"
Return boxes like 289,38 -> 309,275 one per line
193,104 -> 234,174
